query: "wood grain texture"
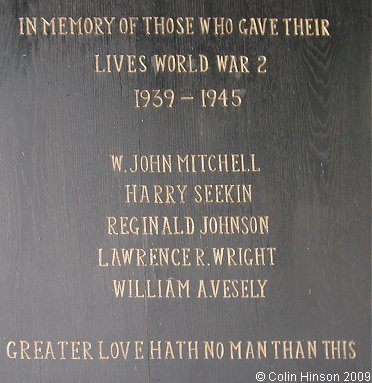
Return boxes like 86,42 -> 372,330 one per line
0,1 -> 370,382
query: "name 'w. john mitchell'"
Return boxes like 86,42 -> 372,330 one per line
109,153 -> 261,173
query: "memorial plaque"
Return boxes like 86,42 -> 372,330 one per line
0,1 -> 370,382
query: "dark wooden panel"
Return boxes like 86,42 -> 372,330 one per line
0,1 -> 370,382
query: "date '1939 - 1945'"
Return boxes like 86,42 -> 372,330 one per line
134,89 -> 245,108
